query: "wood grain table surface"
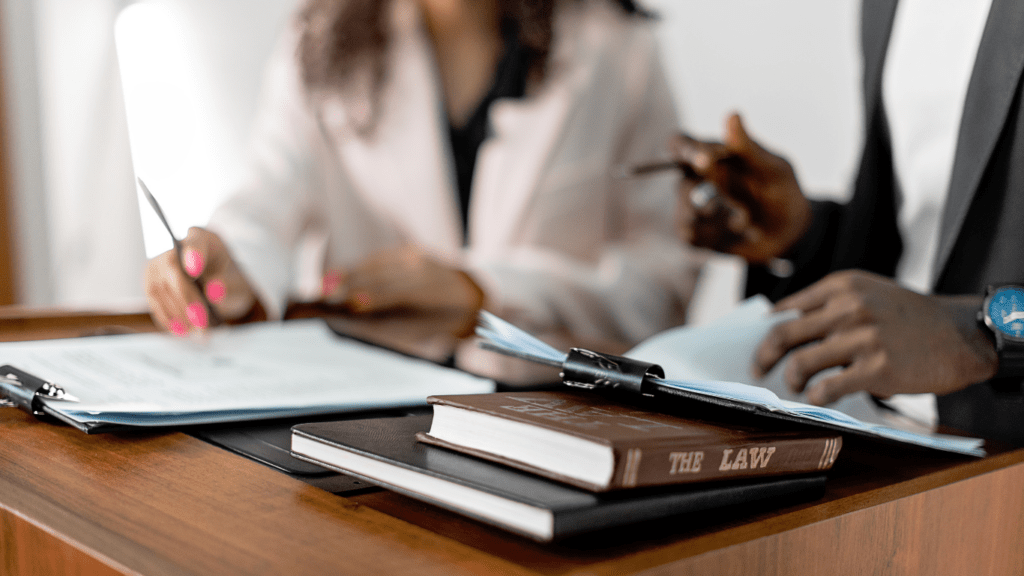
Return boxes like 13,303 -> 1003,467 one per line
1,309 -> 1022,576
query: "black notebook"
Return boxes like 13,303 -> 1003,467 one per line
291,415 -> 826,542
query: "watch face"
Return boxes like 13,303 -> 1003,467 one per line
987,286 -> 1024,339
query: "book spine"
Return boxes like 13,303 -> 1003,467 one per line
612,436 -> 842,488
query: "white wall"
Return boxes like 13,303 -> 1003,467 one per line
36,0 -> 145,309
0,0 -> 301,308
0,0 -> 52,305
116,0 -> 301,259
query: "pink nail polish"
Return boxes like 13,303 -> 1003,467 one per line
169,319 -> 187,336
322,272 -> 341,296
352,292 -> 371,310
186,302 -> 208,328
206,280 -> 226,303
184,249 -> 205,278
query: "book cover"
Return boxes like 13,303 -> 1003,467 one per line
290,415 -> 826,542
418,391 -> 841,491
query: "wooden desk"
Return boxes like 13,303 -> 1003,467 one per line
1,310 -> 1023,575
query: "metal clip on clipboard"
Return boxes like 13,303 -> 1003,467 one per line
560,349 -> 664,396
0,365 -> 78,418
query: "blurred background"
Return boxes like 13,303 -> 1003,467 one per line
0,0 -> 860,323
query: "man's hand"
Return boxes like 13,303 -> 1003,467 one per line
673,113 -> 812,264
754,270 -> 998,405
321,246 -> 485,338
145,227 -> 259,335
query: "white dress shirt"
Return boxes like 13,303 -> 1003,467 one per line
881,0 -> 993,426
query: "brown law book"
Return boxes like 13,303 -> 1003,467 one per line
417,391 -> 842,492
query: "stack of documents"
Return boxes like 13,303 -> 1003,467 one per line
0,319 -> 494,432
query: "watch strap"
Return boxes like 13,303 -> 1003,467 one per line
995,335 -> 1024,379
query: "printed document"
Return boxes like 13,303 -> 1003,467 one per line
0,319 -> 494,428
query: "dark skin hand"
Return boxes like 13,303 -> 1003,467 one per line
672,113 -> 811,265
672,115 -> 999,405
754,270 -> 998,405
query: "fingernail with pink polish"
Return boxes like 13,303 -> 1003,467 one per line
206,280 -> 226,303
322,272 -> 341,296
352,292 -> 371,310
186,302 -> 208,328
184,249 -> 205,278
169,319 -> 187,336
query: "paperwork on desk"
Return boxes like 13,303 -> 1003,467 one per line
0,319 -> 494,432
477,298 -> 985,456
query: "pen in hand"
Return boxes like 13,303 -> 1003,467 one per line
620,160 -> 795,278
137,177 -> 223,328
620,159 -> 724,210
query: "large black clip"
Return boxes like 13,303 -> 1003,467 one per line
560,349 -> 664,396
0,365 -> 75,417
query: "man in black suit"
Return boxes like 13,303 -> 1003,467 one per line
675,0 -> 1024,443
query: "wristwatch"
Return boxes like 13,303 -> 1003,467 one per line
979,285 -> 1024,378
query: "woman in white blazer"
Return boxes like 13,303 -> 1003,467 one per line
145,0 -> 701,381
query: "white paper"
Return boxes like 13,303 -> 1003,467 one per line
477,304 -> 985,456
1,319 -> 494,427
625,297 -> 982,455
628,297 -> 890,425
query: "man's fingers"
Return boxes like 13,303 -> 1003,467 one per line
774,274 -> 849,314
755,309 -> 839,377
671,134 -> 729,178
780,328 -> 868,394
803,360 -> 874,406
723,114 -> 752,153
723,113 -> 774,171
723,199 -> 751,234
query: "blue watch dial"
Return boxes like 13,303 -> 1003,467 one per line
987,286 -> 1024,339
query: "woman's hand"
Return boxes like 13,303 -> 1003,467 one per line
321,245 -> 486,338
145,227 -> 260,336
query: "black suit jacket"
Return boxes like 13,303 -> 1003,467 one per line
747,0 -> 1024,444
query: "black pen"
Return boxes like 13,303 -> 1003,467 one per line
618,160 -> 724,210
623,160 -> 682,177
137,177 -> 222,326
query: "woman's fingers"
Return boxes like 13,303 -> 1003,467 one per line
145,228 -> 258,333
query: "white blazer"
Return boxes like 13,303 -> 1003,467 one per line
209,0 -> 702,379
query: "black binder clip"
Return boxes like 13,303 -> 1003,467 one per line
0,365 -> 77,417
560,349 -> 664,396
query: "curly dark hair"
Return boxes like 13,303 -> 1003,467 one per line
297,0 -> 650,98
